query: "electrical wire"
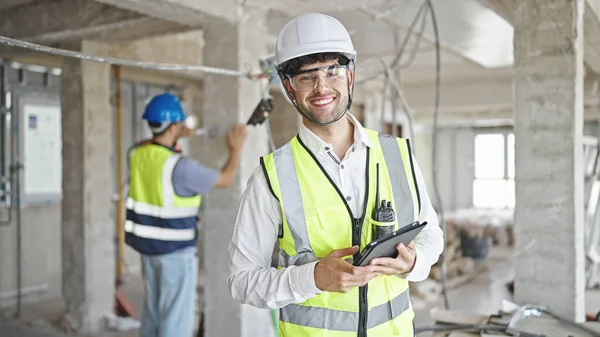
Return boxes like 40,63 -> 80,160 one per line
399,4 -> 429,69
348,2 -> 412,36
0,36 -> 252,78
355,1 -> 428,85
384,64 -> 416,153
389,0 -> 428,69
426,0 -> 450,310
380,61 -> 390,132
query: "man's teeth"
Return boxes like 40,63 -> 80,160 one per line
313,98 -> 334,105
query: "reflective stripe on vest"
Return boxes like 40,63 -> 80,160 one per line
126,145 -> 201,252
261,129 -> 420,337
280,290 -> 410,331
124,220 -> 196,241
126,155 -> 199,220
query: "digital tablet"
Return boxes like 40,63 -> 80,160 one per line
353,221 -> 428,267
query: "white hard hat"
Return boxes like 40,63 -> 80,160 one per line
275,13 -> 357,68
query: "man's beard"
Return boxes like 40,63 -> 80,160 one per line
298,93 -> 349,125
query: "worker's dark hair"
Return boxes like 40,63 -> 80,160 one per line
278,52 -> 350,77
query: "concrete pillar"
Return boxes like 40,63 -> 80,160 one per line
61,41 -> 115,332
513,0 -> 586,321
270,91 -> 302,148
201,7 -> 274,337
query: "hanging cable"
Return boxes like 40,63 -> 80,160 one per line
426,0 -> 450,310
384,64 -> 417,153
356,1 -> 428,86
0,36 -> 254,78
390,72 -> 398,137
389,1 -> 428,69
348,2 -> 412,36
379,61 -> 390,132
400,4 -> 429,69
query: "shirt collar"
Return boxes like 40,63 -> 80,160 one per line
298,112 -> 374,155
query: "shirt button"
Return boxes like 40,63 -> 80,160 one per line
346,196 -> 352,201
341,165 -> 345,169
325,147 -> 330,151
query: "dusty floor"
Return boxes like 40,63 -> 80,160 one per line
412,247 -> 516,328
0,247 -> 597,337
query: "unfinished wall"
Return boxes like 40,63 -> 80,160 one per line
0,60 -> 205,314
269,90 -> 302,148
421,122 -> 600,214
361,66 -> 600,214
0,66 -> 62,309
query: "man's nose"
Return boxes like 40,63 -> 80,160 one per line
313,77 -> 329,93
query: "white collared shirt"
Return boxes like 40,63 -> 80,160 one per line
227,113 -> 444,309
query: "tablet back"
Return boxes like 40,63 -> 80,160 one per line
354,221 -> 427,267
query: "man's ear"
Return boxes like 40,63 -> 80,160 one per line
166,123 -> 177,135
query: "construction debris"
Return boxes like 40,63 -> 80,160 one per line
417,301 -> 600,337
412,208 -> 513,305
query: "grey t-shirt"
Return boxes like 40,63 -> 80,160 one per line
172,157 -> 220,197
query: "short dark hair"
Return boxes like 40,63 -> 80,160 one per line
278,52 -> 350,77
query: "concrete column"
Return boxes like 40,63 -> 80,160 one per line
270,91 -> 302,148
513,0 -> 586,321
61,41 -> 115,332
201,7 -> 273,337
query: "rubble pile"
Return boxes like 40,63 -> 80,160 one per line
411,208 -> 514,305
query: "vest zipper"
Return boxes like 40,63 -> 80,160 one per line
354,217 -> 368,337
295,136 -> 371,337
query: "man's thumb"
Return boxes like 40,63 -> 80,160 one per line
330,246 -> 359,258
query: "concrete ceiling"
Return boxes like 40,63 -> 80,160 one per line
260,0 -> 514,70
0,0 -> 598,92
0,0 -> 36,10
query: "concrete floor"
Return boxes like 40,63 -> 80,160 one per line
412,247 -> 516,328
0,247 -> 596,337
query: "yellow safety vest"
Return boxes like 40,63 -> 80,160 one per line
125,144 -> 202,255
261,129 -> 420,337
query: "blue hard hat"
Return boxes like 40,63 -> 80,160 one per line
142,93 -> 186,124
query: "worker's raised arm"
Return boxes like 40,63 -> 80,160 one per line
227,166 -> 322,309
214,124 -> 247,188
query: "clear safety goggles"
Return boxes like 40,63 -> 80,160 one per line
288,65 -> 349,92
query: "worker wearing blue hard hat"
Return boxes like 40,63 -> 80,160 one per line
125,92 -> 247,337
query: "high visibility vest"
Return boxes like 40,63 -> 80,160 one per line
261,129 -> 420,337
125,144 -> 201,255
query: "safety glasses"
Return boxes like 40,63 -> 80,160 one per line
288,65 -> 349,92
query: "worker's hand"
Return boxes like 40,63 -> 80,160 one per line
227,124 -> 247,153
369,242 -> 417,275
314,246 -> 381,293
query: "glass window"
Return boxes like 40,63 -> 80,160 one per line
473,132 -> 515,209
507,133 -> 515,179
475,134 -> 505,179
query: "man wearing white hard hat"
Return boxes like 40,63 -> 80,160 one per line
228,13 -> 443,337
